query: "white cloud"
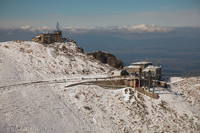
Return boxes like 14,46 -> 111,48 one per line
20,25 -> 31,30
63,26 -> 95,34
19,25 -> 53,32
62,24 -> 173,34
12,24 -> 173,34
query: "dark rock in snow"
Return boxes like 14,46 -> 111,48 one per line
87,51 -> 123,69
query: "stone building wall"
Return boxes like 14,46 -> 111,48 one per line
32,31 -> 62,44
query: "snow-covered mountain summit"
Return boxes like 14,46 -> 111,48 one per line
0,41 -> 113,86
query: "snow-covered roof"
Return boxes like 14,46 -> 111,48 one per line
146,65 -> 161,69
143,69 -> 151,72
35,36 -> 41,38
125,65 -> 141,69
131,61 -> 152,65
143,65 -> 161,72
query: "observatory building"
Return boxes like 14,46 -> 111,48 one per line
32,23 -> 62,44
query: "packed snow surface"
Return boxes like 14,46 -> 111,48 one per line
0,41 -> 200,133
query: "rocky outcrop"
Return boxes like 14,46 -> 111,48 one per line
87,51 -> 123,69
63,38 -> 84,53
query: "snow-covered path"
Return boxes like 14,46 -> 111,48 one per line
0,83 -> 95,133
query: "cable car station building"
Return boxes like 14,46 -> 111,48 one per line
124,60 -> 161,80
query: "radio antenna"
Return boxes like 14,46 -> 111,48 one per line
56,22 -> 60,31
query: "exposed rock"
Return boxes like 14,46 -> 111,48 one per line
63,38 -> 84,53
87,51 -> 123,69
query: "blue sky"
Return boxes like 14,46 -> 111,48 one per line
0,0 -> 200,28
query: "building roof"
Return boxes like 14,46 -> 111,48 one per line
143,65 -> 161,72
131,61 -> 152,65
125,65 -> 141,69
34,36 -> 41,38
43,36 -> 51,38
146,65 -> 161,69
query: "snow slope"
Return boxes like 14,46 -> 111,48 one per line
62,77 -> 200,132
0,41 -> 200,133
0,83 -> 95,133
0,41 -> 113,87
0,41 -> 113,133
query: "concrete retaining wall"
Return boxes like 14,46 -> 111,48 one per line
135,87 -> 159,99
66,79 -> 159,99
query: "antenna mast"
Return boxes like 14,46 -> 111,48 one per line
157,59 -> 160,66
56,22 -> 60,31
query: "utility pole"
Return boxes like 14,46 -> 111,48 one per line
139,72 -> 141,88
148,70 -> 151,92
152,74 -> 155,93
152,84 -> 155,93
